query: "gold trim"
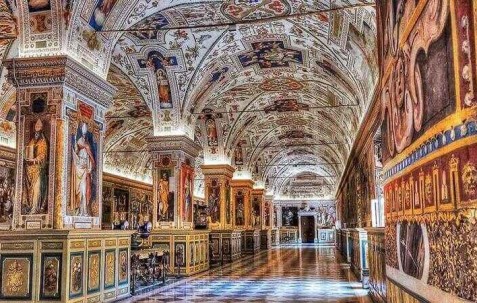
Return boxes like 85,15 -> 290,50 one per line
398,0 -> 429,48
103,172 -> 153,191
383,112 -> 475,171
88,240 -> 101,248
105,239 -> 117,247
119,238 -> 129,246
384,136 -> 477,184
1,242 -> 34,250
70,240 -> 85,249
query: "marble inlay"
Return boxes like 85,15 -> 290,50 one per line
119,246 -> 371,303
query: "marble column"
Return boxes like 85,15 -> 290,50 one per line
201,164 -> 235,230
5,56 -> 115,230
147,135 -> 201,230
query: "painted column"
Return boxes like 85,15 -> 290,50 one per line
230,179 -> 254,229
263,194 -> 273,229
147,135 -> 201,230
201,164 -> 235,230
251,188 -> 264,230
5,56 -> 115,230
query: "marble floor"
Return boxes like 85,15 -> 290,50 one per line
118,246 -> 371,303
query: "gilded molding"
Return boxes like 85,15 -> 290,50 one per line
4,56 -> 116,108
200,164 -> 235,178
147,135 -> 202,158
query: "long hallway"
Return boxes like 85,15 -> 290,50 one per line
120,246 -> 371,303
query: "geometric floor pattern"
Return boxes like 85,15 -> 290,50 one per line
118,246 -> 372,303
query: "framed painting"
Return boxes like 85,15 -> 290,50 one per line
40,253 -> 62,300
0,254 -> 33,300
69,252 -> 84,299
87,251 -> 101,294
104,250 -> 116,290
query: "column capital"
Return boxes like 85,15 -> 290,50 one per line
4,56 -> 116,109
252,188 -> 265,196
201,164 -> 235,178
147,135 -> 201,158
230,179 -> 254,189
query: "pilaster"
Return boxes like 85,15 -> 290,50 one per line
230,179 -> 254,229
146,135 -> 201,230
251,188 -> 264,230
201,164 -> 235,230
264,194 -> 273,229
4,56 -> 115,230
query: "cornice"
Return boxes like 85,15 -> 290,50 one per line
4,56 -> 116,108
230,179 -> 254,188
252,188 -> 265,195
200,164 -> 235,178
147,135 -> 202,158
0,145 -> 16,164
103,173 -> 153,192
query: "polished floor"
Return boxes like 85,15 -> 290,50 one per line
119,246 -> 371,303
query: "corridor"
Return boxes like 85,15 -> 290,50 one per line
120,246 -> 371,303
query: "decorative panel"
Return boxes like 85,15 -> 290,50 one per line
104,249 -> 116,290
87,251 -> 101,294
118,249 -> 128,285
40,253 -> 62,300
69,252 -> 84,299
0,254 -> 33,300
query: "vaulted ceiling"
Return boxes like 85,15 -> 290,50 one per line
0,0 -> 378,199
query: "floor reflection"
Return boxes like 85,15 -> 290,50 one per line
119,246 -> 371,303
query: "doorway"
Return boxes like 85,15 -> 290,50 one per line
301,216 -> 315,243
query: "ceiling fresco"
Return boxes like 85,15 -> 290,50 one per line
0,0 -> 378,198
103,66 -> 153,183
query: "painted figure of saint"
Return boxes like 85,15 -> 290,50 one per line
72,123 -> 95,216
235,145 -> 243,165
183,172 -> 192,221
206,118 -> 218,146
92,0 -> 117,29
236,194 -> 244,225
159,173 -> 169,219
24,119 -> 48,214
209,190 -> 219,223
156,69 -> 173,109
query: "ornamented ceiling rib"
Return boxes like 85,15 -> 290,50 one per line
0,0 -> 378,199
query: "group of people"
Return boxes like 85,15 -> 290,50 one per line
0,175 -> 14,222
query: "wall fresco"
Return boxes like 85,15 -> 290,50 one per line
378,0 -> 477,301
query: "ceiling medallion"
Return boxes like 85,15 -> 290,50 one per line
259,77 -> 304,91
221,0 -> 291,22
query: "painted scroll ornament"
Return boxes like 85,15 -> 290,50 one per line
382,0 -> 449,156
